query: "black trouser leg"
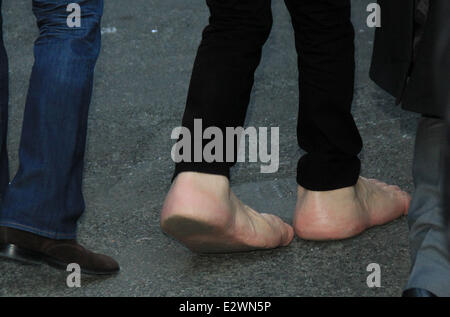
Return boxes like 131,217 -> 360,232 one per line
444,86 -> 450,254
174,0 -> 361,192
285,0 -> 362,191
173,0 -> 273,180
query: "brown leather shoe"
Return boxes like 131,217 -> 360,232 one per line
0,226 -> 119,275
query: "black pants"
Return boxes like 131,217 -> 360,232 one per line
174,0 -> 362,191
446,112 -> 450,251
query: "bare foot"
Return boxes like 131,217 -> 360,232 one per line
161,172 -> 294,253
294,177 -> 411,240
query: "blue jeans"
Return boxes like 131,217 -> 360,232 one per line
0,0 -> 103,239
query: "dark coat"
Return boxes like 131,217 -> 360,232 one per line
437,3 -> 450,247
370,0 -> 449,118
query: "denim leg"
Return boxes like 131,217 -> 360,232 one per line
0,0 -> 10,197
0,0 -> 103,239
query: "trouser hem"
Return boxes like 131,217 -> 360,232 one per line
172,162 -> 231,183
406,273 -> 450,297
0,221 -> 76,240
296,155 -> 361,191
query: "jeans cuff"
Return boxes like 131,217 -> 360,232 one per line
0,221 -> 77,240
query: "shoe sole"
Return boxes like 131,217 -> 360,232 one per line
0,243 -> 119,276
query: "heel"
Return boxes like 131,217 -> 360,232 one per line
0,243 -> 42,265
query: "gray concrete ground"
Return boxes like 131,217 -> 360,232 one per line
0,0 -> 419,296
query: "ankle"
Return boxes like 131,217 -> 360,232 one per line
163,172 -> 233,221
174,172 -> 230,197
297,185 -> 357,206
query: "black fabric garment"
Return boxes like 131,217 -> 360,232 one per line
446,109 -> 450,252
433,2 -> 450,251
174,0 -> 362,191
413,0 -> 429,58
370,0 -> 449,118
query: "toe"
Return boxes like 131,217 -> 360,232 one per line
401,192 -> 411,215
283,224 -> 295,246
261,214 -> 293,247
